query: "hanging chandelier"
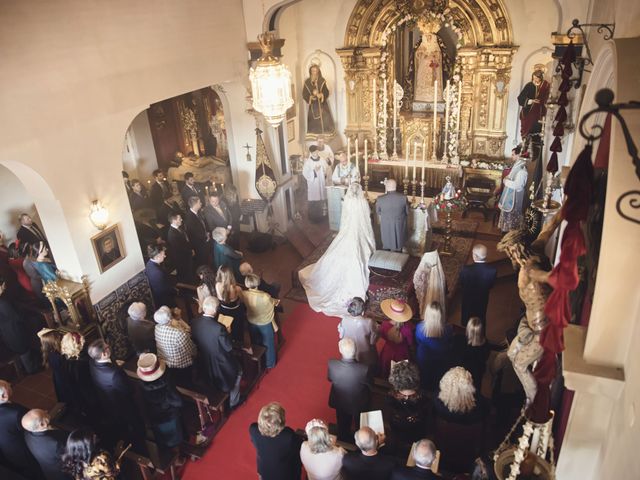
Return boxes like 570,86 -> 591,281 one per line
249,32 -> 294,126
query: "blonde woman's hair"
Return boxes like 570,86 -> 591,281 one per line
466,317 -> 486,347
60,332 -> 85,359
257,402 -> 285,437
244,273 -> 261,289
307,425 -> 333,454
216,266 -> 237,303
438,367 -> 476,414
421,301 -> 445,338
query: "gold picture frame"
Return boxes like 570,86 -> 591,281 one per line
287,119 -> 295,142
91,224 -> 126,273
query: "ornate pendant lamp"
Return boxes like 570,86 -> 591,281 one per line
249,32 -> 294,126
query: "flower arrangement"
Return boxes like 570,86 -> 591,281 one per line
460,159 -> 509,170
433,189 -> 467,213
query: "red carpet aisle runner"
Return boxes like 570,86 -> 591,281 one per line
183,304 -> 340,479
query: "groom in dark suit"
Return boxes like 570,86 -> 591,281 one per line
375,179 -> 408,252
459,244 -> 497,327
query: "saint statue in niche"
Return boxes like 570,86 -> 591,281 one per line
303,64 -> 335,138
209,97 -> 228,159
414,19 -> 444,102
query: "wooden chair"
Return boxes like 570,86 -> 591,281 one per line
462,176 -> 496,222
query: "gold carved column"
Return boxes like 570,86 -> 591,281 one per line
337,47 -> 380,143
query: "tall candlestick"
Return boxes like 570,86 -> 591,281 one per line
347,137 -> 351,165
421,139 -> 426,181
412,141 -> 418,181
382,79 -> 388,158
443,80 -> 450,161
456,81 -> 462,136
355,139 -> 359,174
364,139 -> 368,175
392,81 -> 398,157
432,80 -> 438,161
372,78 -> 377,131
404,140 -> 409,178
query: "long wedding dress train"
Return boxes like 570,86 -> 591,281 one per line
413,250 -> 446,321
298,183 -> 375,317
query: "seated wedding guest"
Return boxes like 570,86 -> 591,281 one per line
212,227 -> 243,281
8,242 -> 35,297
136,353 -> 184,449
153,306 -> 196,385
249,402 -> 302,480
215,265 -> 248,346
239,262 -> 281,300
60,332 -> 98,422
149,169 -> 172,218
459,244 -> 496,327
0,275 -> 41,374
145,244 -> 177,308
342,426 -> 396,480
415,301 -> 453,391
38,328 -> 71,404
196,265 -> 216,313
166,212 -> 194,283
434,367 -> 488,425
17,213 -> 48,248
300,419 -> 345,480
243,273 -> 279,369
61,428 -> 121,480
88,340 -> 146,451
452,317 -> 499,392
129,179 -> 151,211
0,380 -> 42,479
184,195 -> 210,268
28,242 -> 57,284
22,243 -> 45,298
180,172 -> 201,206
386,361 -> 428,445
379,300 -> 414,378
328,337 -> 372,442
190,297 -> 243,408
338,297 -> 378,367
127,302 -> 156,355
391,439 -> 439,480
22,409 -> 69,480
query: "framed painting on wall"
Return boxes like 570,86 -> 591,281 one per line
91,224 -> 126,273
287,119 -> 295,143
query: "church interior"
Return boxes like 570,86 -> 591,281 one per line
0,0 -> 639,479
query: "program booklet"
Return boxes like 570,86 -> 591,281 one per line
359,410 -> 385,435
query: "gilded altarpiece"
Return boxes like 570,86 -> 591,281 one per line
337,0 -> 516,160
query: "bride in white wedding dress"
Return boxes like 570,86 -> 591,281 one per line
298,182 -> 375,317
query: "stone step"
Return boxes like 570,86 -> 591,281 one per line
284,223 -> 315,259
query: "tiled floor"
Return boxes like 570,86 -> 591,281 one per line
11,208 -> 522,413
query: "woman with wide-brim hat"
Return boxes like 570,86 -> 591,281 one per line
378,299 -> 415,378
136,353 -> 185,449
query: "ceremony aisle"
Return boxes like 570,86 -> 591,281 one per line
183,304 -> 340,479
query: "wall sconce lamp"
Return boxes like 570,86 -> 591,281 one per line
89,200 -> 109,230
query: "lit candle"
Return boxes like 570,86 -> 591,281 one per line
432,80 -> 438,159
392,81 -> 397,155
364,139 -> 368,175
383,79 -> 388,151
404,140 -> 409,178
421,139 -> 426,181
444,80 -> 450,152
355,139 -> 359,174
412,141 -> 418,181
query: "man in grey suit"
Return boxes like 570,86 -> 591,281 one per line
375,179 -> 408,252
328,338 -> 372,442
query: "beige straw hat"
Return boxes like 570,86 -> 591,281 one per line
136,353 -> 166,382
380,299 -> 413,323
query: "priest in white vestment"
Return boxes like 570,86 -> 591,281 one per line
331,152 -> 360,185
302,145 -> 330,222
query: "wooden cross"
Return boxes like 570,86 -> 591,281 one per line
243,143 -> 253,162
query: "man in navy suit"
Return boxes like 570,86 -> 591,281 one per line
391,439 -> 439,479
145,244 -> 176,308
459,244 -> 497,327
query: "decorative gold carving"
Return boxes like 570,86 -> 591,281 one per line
478,74 -> 492,128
